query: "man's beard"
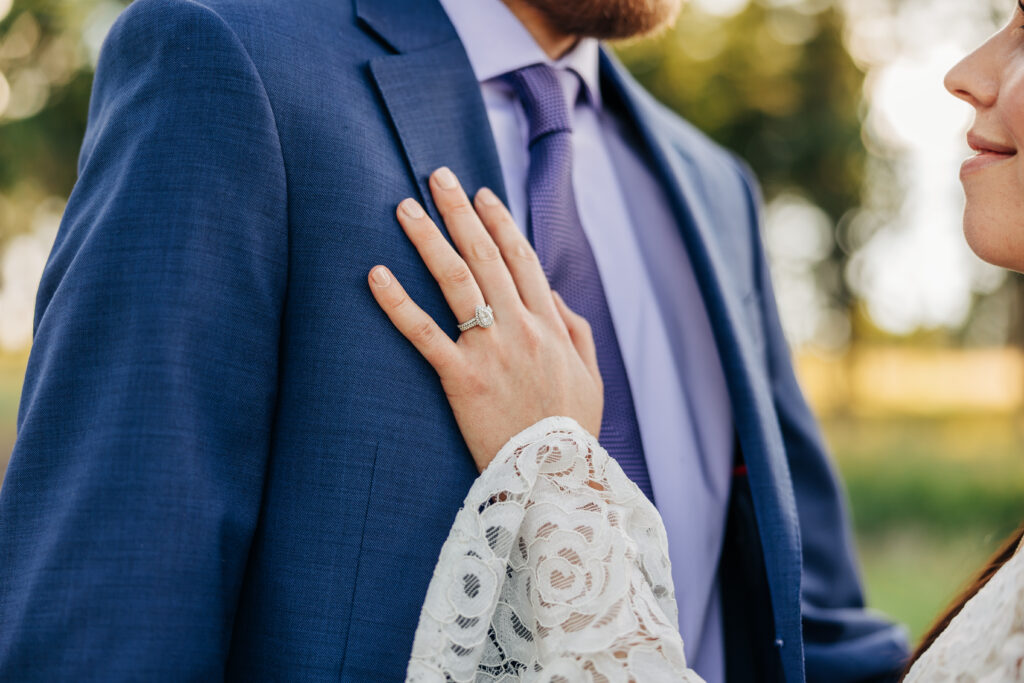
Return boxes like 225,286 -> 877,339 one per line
518,0 -> 683,40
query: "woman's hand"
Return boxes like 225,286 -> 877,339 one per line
368,167 -> 603,473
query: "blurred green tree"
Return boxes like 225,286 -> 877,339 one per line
618,1 -> 864,222
0,0 -> 126,243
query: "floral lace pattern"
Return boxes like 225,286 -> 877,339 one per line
904,537 -> 1024,682
406,416 -> 704,682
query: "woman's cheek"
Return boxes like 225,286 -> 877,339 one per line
1002,57 -> 1024,153
961,64 -> 1024,271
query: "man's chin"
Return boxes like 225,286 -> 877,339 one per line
521,0 -> 684,41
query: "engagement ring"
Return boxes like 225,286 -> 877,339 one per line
458,304 -> 495,332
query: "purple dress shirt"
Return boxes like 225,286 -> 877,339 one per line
438,1 -> 735,680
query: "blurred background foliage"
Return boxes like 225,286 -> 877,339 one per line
0,0 -> 1022,644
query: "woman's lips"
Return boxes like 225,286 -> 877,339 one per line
962,133 -> 1017,178
961,149 -> 1017,178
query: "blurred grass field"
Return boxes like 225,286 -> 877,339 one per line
1,349 -> 1021,645
826,415 -> 1024,640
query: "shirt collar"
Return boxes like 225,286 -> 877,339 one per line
438,0 -> 603,108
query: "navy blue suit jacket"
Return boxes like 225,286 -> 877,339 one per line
0,0 -> 909,680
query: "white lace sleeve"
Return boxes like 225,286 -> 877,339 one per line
405,416 -> 705,683
903,537 -> 1024,682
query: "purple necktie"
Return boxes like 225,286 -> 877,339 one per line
506,64 -> 654,501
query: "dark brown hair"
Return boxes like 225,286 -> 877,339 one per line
901,524 -> 1024,677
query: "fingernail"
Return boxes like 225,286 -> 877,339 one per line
476,187 -> 500,206
400,198 -> 425,219
434,166 -> 458,190
371,267 -> 391,287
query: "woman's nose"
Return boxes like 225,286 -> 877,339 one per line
944,40 -> 999,109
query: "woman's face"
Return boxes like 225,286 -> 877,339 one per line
945,2 -> 1024,271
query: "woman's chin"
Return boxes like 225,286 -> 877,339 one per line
962,211 -> 1024,273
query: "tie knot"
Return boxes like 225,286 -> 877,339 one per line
504,63 -> 572,146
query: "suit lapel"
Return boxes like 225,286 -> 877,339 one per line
598,48 -> 804,672
357,0 -> 508,232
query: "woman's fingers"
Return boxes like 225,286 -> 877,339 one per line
368,266 -> 460,374
396,197 -> 485,326
428,168 -> 522,313
552,290 -> 601,384
473,187 -> 558,318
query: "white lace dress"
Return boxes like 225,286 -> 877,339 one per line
903,536 -> 1024,682
405,416 -> 705,682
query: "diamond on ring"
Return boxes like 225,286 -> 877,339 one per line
458,304 -> 495,332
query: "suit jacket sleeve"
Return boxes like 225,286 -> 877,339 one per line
0,0 -> 287,678
735,161 -> 911,682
